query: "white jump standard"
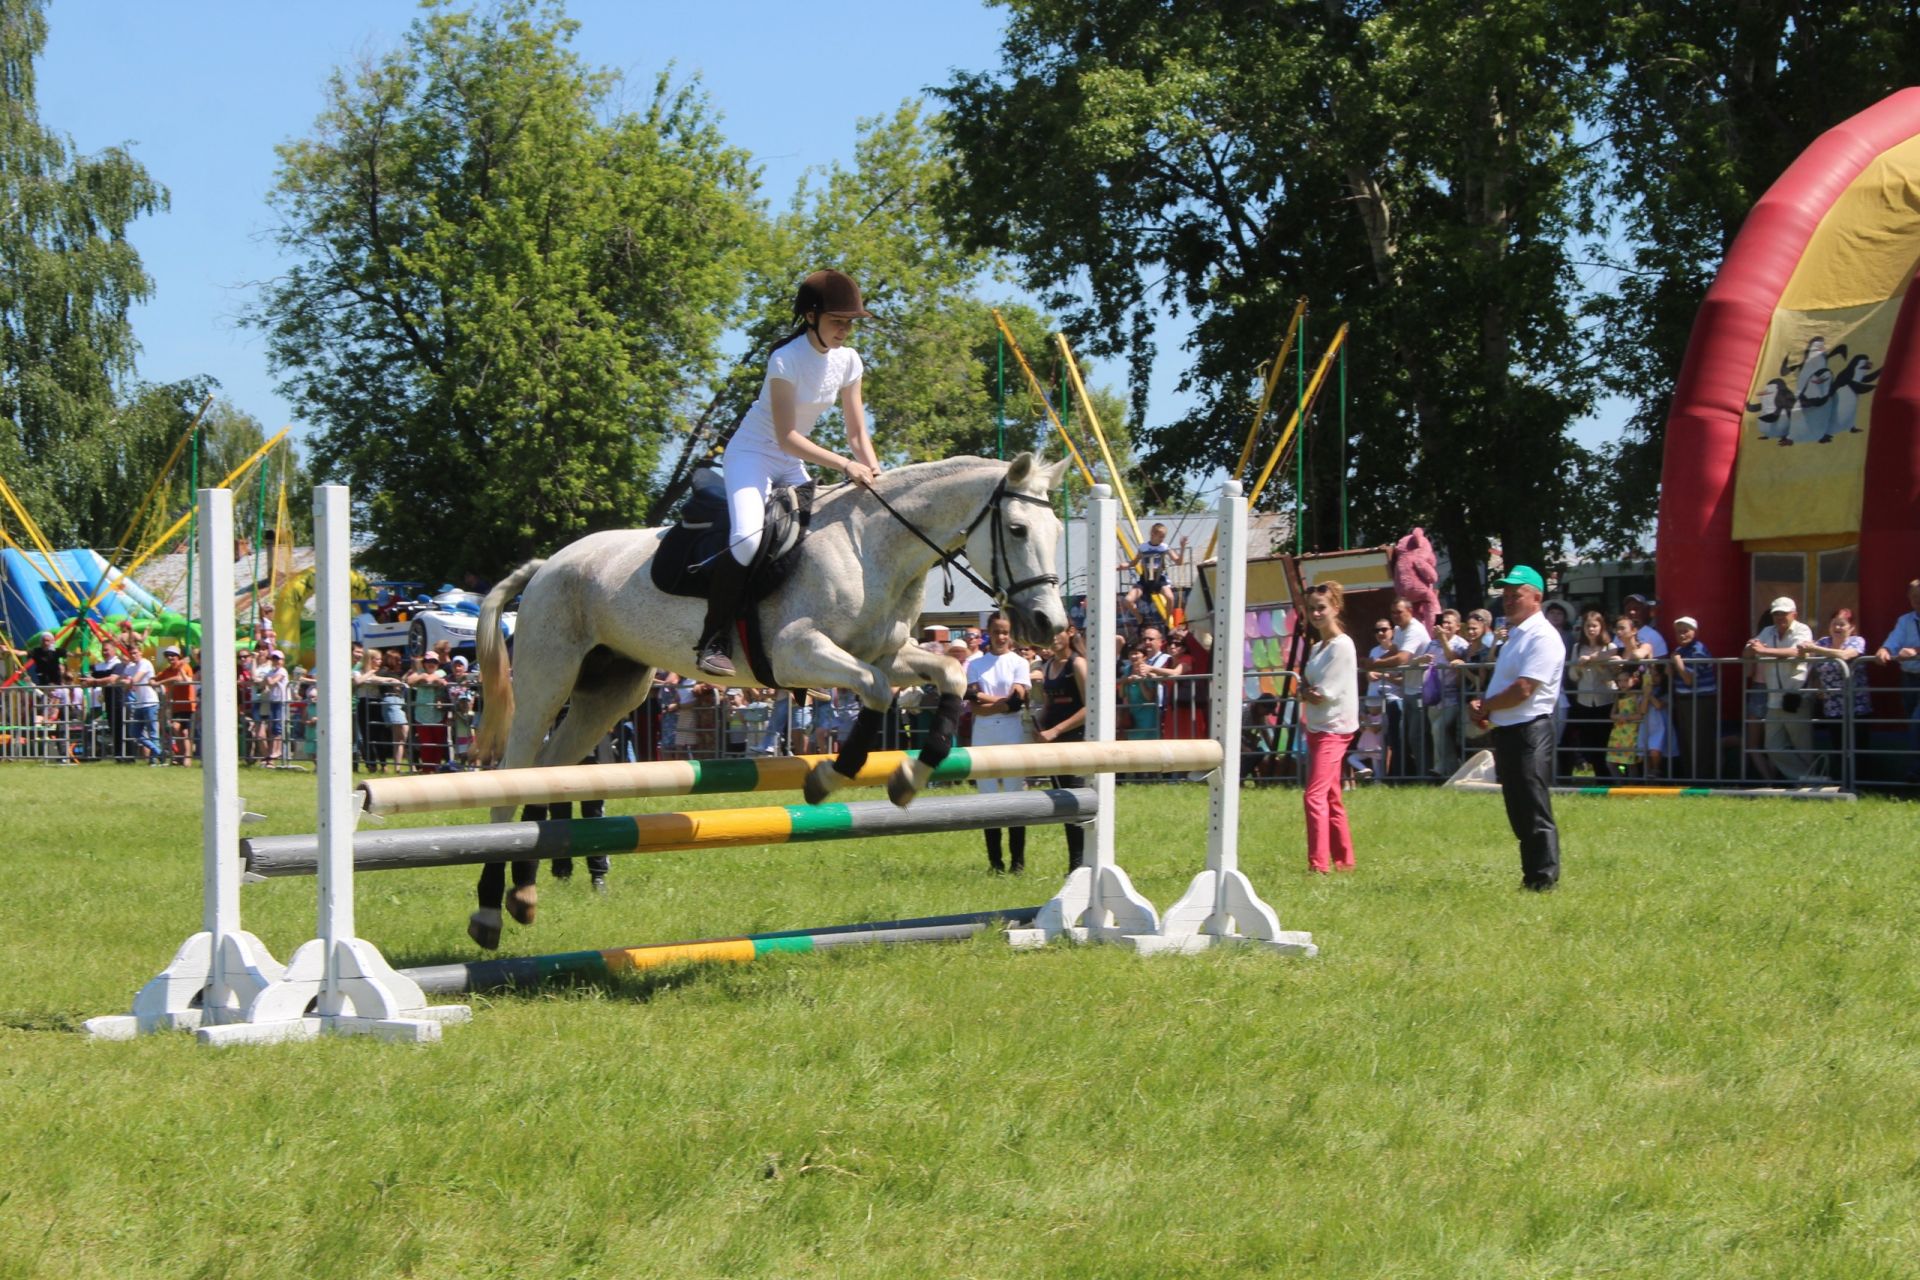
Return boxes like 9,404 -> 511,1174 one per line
86,486 -> 469,1045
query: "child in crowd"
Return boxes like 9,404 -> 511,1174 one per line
1346,697 -> 1388,783
1608,664 -> 1648,776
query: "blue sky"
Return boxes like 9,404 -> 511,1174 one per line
34,0 -> 1203,457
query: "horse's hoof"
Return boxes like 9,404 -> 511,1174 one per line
804,761 -> 842,806
887,758 -> 930,808
467,911 -> 501,951
505,885 -> 537,926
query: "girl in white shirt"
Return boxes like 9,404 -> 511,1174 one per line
1297,582 -> 1360,872
698,269 -> 881,677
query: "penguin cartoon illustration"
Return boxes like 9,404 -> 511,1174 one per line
1830,353 -> 1880,435
1798,365 -> 1836,443
1747,378 -> 1797,441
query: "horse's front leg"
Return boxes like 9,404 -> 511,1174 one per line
880,643 -> 967,807
775,634 -> 901,805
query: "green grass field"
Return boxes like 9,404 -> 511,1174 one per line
3,766 -> 1917,1279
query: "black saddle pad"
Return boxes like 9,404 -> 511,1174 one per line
651,467 -> 814,603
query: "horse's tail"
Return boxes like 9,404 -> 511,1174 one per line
472,558 -> 544,766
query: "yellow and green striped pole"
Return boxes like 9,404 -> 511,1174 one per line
400,907 -> 1045,994
248,787 -> 1100,878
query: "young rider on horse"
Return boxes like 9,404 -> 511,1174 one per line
697,269 -> 881,677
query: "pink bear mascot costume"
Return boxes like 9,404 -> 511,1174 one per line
1390,527 -> 1440,630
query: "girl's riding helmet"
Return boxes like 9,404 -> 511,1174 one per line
793,269 -> 872,320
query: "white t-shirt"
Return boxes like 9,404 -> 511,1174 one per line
1757,621 -> 1814,699
733,335 -> 865,454
967,649 -> 1031,747
966,650 -> 1030,698
125,657 -> 159,708
1302,634 -> 1359,734
1486,610 -> 1563,727
1390,618 -> 1431,698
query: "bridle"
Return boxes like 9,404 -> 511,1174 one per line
862,476 -> 1060,611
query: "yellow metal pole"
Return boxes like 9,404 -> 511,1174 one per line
109,393 -> 214,570
0,476 -> 85,609
1246,325 -> 1348,515
95,428 -> 293,602
1231,298 -> 1307,484
1052,332 -> 1148,548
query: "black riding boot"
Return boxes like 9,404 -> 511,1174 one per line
696,553 -> 751,677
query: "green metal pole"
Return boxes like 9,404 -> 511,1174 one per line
1339,341 -> 1349,551
184,420 -> 199,645
995,331 -> 1006,460
1296,314 -> 1306,555
252,453 -> 268,634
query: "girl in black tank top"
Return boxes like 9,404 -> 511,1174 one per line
1036,627 -> 1089,871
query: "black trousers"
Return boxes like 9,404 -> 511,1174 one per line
1492,715 -> 1561,888
1053,772 -> 1087,872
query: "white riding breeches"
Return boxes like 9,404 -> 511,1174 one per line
722,438 -> 808,566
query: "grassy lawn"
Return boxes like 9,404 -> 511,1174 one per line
2,765 -> 1917,1279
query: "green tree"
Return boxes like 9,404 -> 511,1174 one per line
0,0 -> 169,549
256,1 -> 759,580
1592,2 -> 1920,504
936,0 -> 1612,593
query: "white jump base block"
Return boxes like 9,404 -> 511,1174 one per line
85,486 -> 467,1046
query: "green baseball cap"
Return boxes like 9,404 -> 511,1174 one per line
1491,565 -> 1546,592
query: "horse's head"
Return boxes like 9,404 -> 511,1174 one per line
966,452 -> 1071,646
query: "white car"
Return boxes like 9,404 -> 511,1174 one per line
351,587 -> 515,658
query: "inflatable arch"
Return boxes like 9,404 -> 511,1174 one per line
1658,88 -> 1920,655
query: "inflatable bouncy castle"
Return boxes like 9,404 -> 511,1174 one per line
1658,89 -> 1920,655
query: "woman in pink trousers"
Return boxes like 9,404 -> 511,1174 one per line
1298,581 -> 1359,872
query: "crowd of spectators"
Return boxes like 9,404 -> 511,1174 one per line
1338,574 -> 1920,787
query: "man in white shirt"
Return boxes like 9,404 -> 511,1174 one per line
1625,592 -> 1668,658
1467,566 -> 1565,891
120,642 -> 163,765
1746,596 -> 1816,780
1365,598 -> 1431,775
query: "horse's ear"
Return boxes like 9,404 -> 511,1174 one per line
1005,451 -> 1036,486
1042,455 -> 1072,490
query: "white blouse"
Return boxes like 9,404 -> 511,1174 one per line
1301,633 -> 1360,734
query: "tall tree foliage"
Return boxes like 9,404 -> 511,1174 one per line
936,0 -> 1611,590
0,0 -> 169,549
257,2 -> 758,579
1592,2 -> 1920,504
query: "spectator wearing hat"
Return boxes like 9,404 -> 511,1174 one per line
445,654 -> 477,765
407,651 -> 451,769
1872,577 -> 1920,780
1467,565 -> 1565,891
156,646 -> 197,764
1746,597 -> 1816,780
253,647 -> 290,766
1667,616 -> 1718,781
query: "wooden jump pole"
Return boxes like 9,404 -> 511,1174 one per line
245,787 -> 1101,878
400,907 -> 1048,995
357,739 -> 1222,817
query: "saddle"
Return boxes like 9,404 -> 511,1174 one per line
651,466 -> 814,601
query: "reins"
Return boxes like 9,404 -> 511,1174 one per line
859,473 -> 1060,609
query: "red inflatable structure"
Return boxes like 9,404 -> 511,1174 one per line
1658,89 -> 1920,658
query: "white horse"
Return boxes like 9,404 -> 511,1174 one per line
463,453 -> 1070,946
